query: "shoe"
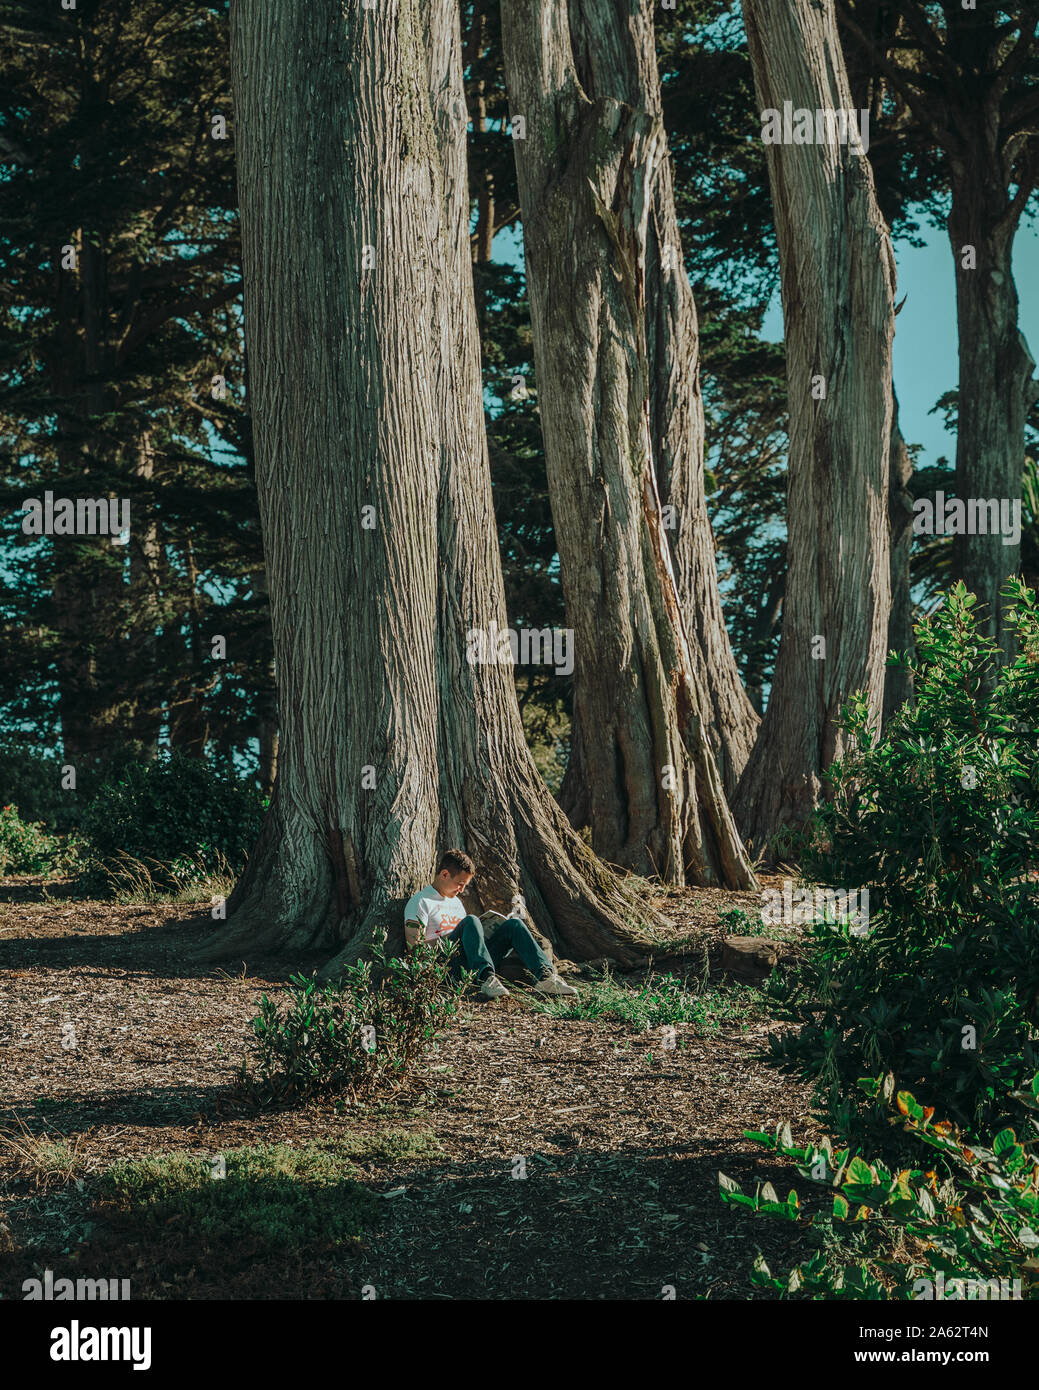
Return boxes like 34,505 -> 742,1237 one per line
533,971 -> 578,997
480,974 -> 511,999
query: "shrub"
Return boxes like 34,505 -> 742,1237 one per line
0,743 -> 70,831
0,804 -> 64,875
765,581 -> 1039,1146
718,1071 -> 1039,1300
241,947 -> 465,1104
79,750 -> 265,894
0,740 -> 159,835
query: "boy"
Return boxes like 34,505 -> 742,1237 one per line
404,848 -> 577,1000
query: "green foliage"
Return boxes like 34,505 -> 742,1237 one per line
0,2 -> 272,772
96,1143 -> 375,1254
718,905 -> 753,931
242,949 -> 465,1105
529,963 -> 764,1035
765,581 -> 1039,1145
719,1072 -> 1039,1300
78,751 -> 265,894
0,804 -> 64,875
0,742 -> 73,831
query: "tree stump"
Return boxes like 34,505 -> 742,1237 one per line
720,934 -> 795,983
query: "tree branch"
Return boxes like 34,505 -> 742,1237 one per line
838,5 -> 956,150
117,281 -> 242,362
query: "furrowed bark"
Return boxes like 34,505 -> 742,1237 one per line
949,158 -> 1038,659
501,0 -> 756,888
883,391 -> 915,726
196,0 -> 651,969
733,0 -> 896,850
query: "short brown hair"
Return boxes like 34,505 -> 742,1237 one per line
436,847 -> 475,877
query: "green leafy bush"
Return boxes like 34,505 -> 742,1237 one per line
79,750 -> 265,893
241,947 -> 465,1104
719,1071 -> 1039,1300
766,581 -> 1039,1146
0,804 -> 64,875
0,743 -> 71,831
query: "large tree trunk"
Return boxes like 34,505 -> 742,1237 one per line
948,158 -> 1038,659
551,0 -> 759,794
732,0 -> 896,849
195,0 -> 651,969
255,561 -> 279,798
644,148 -> 760,795
883,390 -> 914,725
501,0 -> 756,889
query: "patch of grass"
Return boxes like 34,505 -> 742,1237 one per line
98,848 -> 237,904
0,1121 -> 84,1190
96,1142 -> 375,1254
633,927 -> 705,952
329,1128 -> 441,1163
528,965 -> 766,1035
687,984 -> 768,1035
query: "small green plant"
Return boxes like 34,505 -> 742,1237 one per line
719,1071 -> 1039,1300
718,906 -> 753,932
0,804 -> 64,875
241,946 -> 465,1104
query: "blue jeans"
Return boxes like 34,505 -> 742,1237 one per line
439,914 -> 551,982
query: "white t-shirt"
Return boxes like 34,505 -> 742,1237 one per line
404,885 -> 468,944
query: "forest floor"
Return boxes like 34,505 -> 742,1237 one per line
0,876 -> 822,1300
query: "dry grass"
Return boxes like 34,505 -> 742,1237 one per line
0,1115 -> 86,1190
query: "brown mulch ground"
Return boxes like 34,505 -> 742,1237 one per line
0,877 -> 821,1300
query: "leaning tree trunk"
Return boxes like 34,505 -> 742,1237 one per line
644,146 -> 760,795
883,390 -> 915,726
501,0 -> 756,889
733,0 -> 896,849
564,0 -> 758,795
195,0 -> 651,970
948,155 -> 1038,660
